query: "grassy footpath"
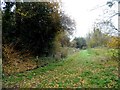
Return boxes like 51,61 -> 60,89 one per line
3,48 -> 119,88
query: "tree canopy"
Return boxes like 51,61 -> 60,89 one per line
86,28 -> 109,48
2,2 -> 76,57
73,37 -> 87,49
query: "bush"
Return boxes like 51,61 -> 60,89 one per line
61,47 -> 68,58
2,43 -> 37,75
108,49 -> 119,62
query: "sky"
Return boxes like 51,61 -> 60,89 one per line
61,0 -> 118,38
0,0 -> 118,38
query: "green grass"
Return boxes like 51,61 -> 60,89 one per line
2,48 -> 119,88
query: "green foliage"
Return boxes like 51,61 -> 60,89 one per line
2,2 -> 76,76
108,49 -> 119,62
2,2 -> 16,44
86,28 -> 109,48
15,2 -> 62,56
73,37 -> 87,49
70,39 -> 77,48
2,2 -> 75,58
52,31 -> 73,60
0,10 -> 1,58
106,36 -> 120,62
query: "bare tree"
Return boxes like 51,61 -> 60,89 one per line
92,0 -> 120,36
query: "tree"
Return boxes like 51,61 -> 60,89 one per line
94,20 -> 119,36
2,2 -> 76,57
15,2 -> 62,56
107,36 -> 120,49
86,28 -> 109,48
90,0 -> 119,36
1,1 -> 76,75
93,0 -> 120,36
74,37 -> 87,49
60,13 -> 76,35
70,39 -> 77,48
2,2 -> 16,44
0,10 -> 1,58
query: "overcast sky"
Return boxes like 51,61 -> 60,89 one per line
0,0 -> 118,38
61,0 -> 118,38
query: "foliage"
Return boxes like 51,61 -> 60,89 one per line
60,13 -> 76,35
2,1 -> 76,76
0,10 -> 1,58
54,31 -> 70,48
2,2 -> 75,57
86,28 -> 109,48
107,36 -> 120,49
74,37 -> 87,49
70,39 -> 77,48
2,2 -> 16,44
15,2 -> 62,56
106,36 -> 120,62
52,30 -> 73,60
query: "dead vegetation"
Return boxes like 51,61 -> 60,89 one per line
2,44 -> 37,75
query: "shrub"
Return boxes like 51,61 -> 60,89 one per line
108,49 -> 119,62
2,43 -> 37,75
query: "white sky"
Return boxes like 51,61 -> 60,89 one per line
0,0 -> 118,38
61,0 -> 118,38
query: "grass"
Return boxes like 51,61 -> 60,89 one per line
2,48 -> 119,88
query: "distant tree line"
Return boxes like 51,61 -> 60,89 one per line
71,37 -> 87,49
70,27 -> 118,49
